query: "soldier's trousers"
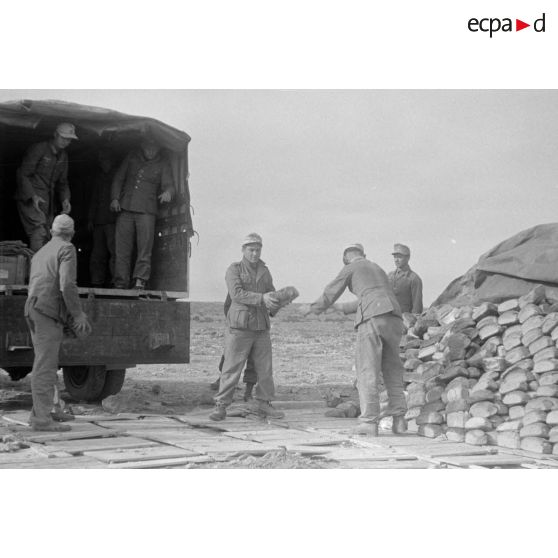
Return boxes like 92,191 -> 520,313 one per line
218,353 -> 258,384
17,200 -> 50,252
355,314 -> 407,423
215,328 -> 274,406
114,210 -> 155,287
25,306 -> 63,426
90,223 -> 116,286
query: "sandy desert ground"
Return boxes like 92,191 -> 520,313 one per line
0,302 -> 360,414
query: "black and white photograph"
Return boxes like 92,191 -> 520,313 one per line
2,89 -> 558,469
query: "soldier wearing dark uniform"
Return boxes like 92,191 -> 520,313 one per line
15,123 -> 77,252
388,243 -> 423,314
110,138 -> 175,289
88,149 -> 117,287
25,215 -> 91,431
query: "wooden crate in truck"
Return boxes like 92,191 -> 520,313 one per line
0,100 -> 193,401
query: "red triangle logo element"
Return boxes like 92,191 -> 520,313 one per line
516,19 -> 530,31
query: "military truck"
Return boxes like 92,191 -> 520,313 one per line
0,99 -> 193,401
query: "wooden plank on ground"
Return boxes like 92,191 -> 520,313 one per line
336,459 -> 434,469
271,400 -> 327,410
41,436 -> 158,455
0,448 -> 50,466
497,447 -> 558,463
84,445 -> 203,464
223,429 -> 345,446
359,434 -> 447,447
0,456 -> 108,469
73,413 -> 143,422
275,409 -> 334,418
216,422 -> 280,432
439,454 -> 534,467
322,448 -> 418,462
396,443 -> 496,458
1,411 -> 31,426
109,455 -> 215,469
119,428 -> 220,441
162,436 -> 277,456
23,424 -> 119,443
94,418 -> 177,430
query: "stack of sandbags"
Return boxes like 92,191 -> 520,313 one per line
400,285 -> 558,455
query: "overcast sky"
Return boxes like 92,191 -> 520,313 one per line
2,89 -> 558,304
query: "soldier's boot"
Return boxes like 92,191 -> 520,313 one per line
209,404 -> 227,421
249,399 -> 285,419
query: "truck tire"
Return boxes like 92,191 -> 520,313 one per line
99,369 -> 126,399
62,365 -> 107,402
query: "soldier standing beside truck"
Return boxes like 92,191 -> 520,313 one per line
14,123 -> 77,252
110,137 -> 175,290
25,215 -> 91,431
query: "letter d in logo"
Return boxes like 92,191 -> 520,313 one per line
534,13 -> 546,32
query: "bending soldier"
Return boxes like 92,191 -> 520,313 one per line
302,243 -> 408,437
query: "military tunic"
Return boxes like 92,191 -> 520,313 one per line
15,141 -> 71,252
388,265 -> 423,314
215,258 -> 276,406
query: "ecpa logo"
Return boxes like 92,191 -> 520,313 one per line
468,13 -> 546,38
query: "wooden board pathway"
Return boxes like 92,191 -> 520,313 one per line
1,401 -> 558,469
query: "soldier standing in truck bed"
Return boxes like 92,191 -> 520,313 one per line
110,137 -> 175,290
88,148 -> 117,287
15,123 -> 77,252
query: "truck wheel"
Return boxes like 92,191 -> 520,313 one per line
100,369 -> 126,399
62,365 -> 107,402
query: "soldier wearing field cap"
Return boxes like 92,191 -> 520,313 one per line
15,123 -> 77,252
25,215 -> 91,432
388,243 -> 423,314
209,233 -> 285,421
301,242 -> 407,436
